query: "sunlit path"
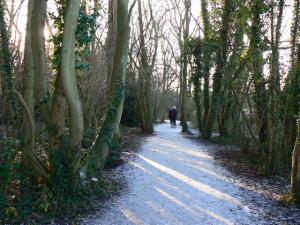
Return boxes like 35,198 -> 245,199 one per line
81,123 -> 273,225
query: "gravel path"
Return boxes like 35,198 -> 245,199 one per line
81,123 -> 298,225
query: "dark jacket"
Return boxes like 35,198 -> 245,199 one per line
171,108 -> 177,121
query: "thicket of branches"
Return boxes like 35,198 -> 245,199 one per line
188,0 -> 300,202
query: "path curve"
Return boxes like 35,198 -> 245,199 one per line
81,123 -> 283,225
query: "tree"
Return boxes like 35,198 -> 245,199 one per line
180,0 -> 191,133
189,38 -> 203,132
201,0 -> 213,135
106,0 -> 117,96
23,0 -> 34,119
291,112 -> 300,202
268,0 -> 284,173
202,0 -> 233,139
0,0 -> 19,129
249,0 -> 269,168
31,0 -> 51,129
87,0 -> 130,176
54,0 -> 83,184
136,0 -> 156,133
283,0 -> 300,164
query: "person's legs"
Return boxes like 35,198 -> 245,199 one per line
171,117 -> 175,126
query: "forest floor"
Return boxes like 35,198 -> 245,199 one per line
80,123 -> 300,225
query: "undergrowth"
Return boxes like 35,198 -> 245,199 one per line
0,128 -> 125,224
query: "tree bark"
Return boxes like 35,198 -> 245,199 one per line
87,0 -> 130,177
290,0 -> 300,68
180,0 -> 191,133
22,0 -> 36,158
60,0 -> 83,169
268,0 -> 284,173
31,0 -> 51,128
201,0 -> 212,132
249,0 -> 269,167
106,0 -> 117,97
137,0 -> 154,133
191,39 -> 203,134
51,75 -> 66,151
291,113 -> 300,202
0,1 -> 20,130
202,0 -> 233,139
23,0 -> 35,117
283,0 -> 300,165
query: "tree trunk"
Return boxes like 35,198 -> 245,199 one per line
23,0 -> 35,117
0,1 -> 20,130
22,0 -> 36,158
201,0 -> 212,132
31,0 -> 51,129
202,0 -> 233,139
249,0 -> 269,168
291,113 -> 300,202
219,98 -> 232,137
220,2 -> 245,138
191,39 -> 203,134
137,0 -> 153,133
106,0 -> 117,99
51,75 -> 66,151
283,0 -> 300,165
180,0 -> 191,133
290,0 -> 300,68
60,0 -> 83,170
0,0 -> 50,184
268,0 -> 284,173
87,0 -> 130,177
288,0 -> 300,198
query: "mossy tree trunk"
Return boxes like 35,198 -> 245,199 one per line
137,0 -> 154,133
0,1 -> 50,183
268,0 -> 284,173
86,0 -> 130,177
249,0 -> 269,168
291,112 -> 300,202
190,39 -> 203,134
106,0 -> 117,98
283,0 -> 300,164
219,0 -> 245,138
290,44 -> 300,200
201,0 -> 212,133
180,0 -> 191,133
50,75 -> 66,152
0,1 -> 19,129
202,0 -> 233,140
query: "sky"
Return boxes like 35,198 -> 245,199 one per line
7,0 -> 294,75
10,0 -> 201,42
10,0 -> 292,43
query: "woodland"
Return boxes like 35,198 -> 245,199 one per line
0,0 -> 300,223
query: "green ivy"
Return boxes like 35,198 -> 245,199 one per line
49,1 -> 98,73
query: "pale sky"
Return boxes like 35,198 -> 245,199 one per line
7,0 -> 294,75
11,0 -> 201,42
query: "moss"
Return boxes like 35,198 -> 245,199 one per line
280,192 -> 299,206
87,81 -> 125,176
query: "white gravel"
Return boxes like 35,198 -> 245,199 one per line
80,123 -> 297,225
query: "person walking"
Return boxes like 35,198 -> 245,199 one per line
168,107 -> 172,124
171,105 -> 177,126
